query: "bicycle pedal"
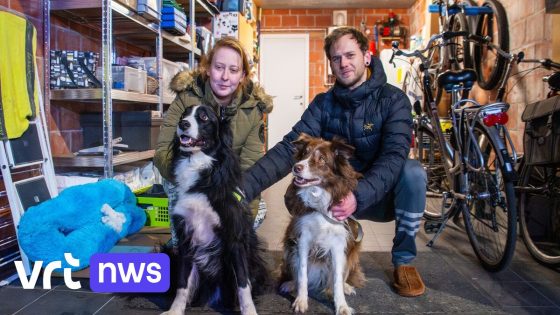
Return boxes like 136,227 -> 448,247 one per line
424,220 -> 443,234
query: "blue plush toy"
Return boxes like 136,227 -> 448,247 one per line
18,179 -> 146,270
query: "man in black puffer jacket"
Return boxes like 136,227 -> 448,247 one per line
242,27 -> 427,297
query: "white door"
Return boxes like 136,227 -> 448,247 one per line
260,34 -> 309,148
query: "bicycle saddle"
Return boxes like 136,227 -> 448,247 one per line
437,69 -> 477,92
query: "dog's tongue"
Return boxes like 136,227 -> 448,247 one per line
180,136 -> 194,146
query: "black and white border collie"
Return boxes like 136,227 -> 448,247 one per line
163,105 -> 267,315
279,133 -> 365,315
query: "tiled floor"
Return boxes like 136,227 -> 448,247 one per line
1,175 -> 560,314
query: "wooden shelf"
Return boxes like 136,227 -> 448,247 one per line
54,150 -> 155,167
50,89 -> 160,104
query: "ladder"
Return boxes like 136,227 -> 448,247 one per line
0,67 -> 58,285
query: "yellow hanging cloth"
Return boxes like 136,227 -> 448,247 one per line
0,11 -> 38,140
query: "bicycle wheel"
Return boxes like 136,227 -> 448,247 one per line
462,125 -> 517,271
462,0 -> 479,34
415,126 -> 453,220
519,164 -> 560,267
473,0 -> 509,90
448,11 -> 472,71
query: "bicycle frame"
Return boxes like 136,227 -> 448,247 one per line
392,30 -> 518,213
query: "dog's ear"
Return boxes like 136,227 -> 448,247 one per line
292,133 -> 312,153
331,137 -> 354,160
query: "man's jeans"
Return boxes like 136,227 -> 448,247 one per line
357,159 -> 427,266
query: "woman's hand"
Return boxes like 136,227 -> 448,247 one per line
330,192 -> 357,221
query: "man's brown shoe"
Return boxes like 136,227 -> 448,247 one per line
393,265 -> 425,297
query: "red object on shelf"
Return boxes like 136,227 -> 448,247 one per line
382,26 -> 390,36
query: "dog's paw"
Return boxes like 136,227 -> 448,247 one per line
240,304 -> 258,315
160,310 -> 182,315
279,281 -> 295,294
336,304 -> 354,315
292,295 -> 308,313
344,283 -> 356,295
100,204 -> 126,233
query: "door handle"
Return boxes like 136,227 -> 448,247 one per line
293,95 -> 303,100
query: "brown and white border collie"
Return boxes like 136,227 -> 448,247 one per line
278,133 -> 365,315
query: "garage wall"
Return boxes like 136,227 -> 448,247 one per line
261,8 -> 411,101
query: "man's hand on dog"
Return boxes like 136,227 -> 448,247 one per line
331,192 -> 357,221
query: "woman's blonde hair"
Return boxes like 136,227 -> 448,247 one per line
200,37 -> 251,88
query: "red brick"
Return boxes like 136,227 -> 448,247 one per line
263,15 -> 281,28
282,15 -> 298,27
510,21 -> 526,50
57,29 -> 82,50
49,131 -> 71,156
8,0 -> 42,19
262,9 -> 274,15
315,15 -> 331,27
290,9 -> 307,15
306,9 -> 322,15
298,15 -> 315,27
310,51 -> 324,63
526,15 -> 545,44
273,9 -> 289,15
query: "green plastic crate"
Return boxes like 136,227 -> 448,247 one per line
137,196 -> 170,227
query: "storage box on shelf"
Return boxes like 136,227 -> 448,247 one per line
95,66 -> 148,94
50,50 -> 100,89
161,4 -> 188,35
116,0 -> 139,11
134,57 -> 182,100
137,0 -> 161,22
80,111 -> 162,151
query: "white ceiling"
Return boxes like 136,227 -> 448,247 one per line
254,0 -> 416,9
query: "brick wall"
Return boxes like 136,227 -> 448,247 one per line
261,8 -> 411,101
407,0 -> 554,152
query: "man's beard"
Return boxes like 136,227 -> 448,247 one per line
337,67 -> 366,89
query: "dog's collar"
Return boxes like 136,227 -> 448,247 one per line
232,191 -> 243,202
321,213 -> 364,243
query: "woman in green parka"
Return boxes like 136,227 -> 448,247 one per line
154,37 -> 273,235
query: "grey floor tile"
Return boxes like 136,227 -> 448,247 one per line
95,294 -> 169,314
501,306 -> 560,315
509,261 -> 560,283
473,280 -> 554,307
14,289 -> 112,315
0,287 -> 51,314
526,282 -> 560,308
446,261 -> 524,282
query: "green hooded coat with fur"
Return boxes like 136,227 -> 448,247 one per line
154,70 -> 273,186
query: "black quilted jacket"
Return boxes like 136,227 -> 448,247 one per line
242,57 -> 412,215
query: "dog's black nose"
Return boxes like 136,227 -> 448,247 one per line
293,164 -> 303,174
179,120 -> 190,130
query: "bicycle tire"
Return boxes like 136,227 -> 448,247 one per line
462,125 -> 517,271
414,126 -> 453,220
473,0 -> 510,90
449,11 -> 472,71
518,164 -> 560,267
462,0 -> 479,34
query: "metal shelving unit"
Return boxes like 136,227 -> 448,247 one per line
44,0 -> 215,176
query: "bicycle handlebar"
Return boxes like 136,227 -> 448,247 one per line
519,58 -> 560,70
390,31 -> 518,66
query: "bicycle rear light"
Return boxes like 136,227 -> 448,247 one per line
483,112 -> 509,126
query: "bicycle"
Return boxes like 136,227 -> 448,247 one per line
516,58 -> 560,267
391,31 -> 520,271
403,1 -> 509,118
